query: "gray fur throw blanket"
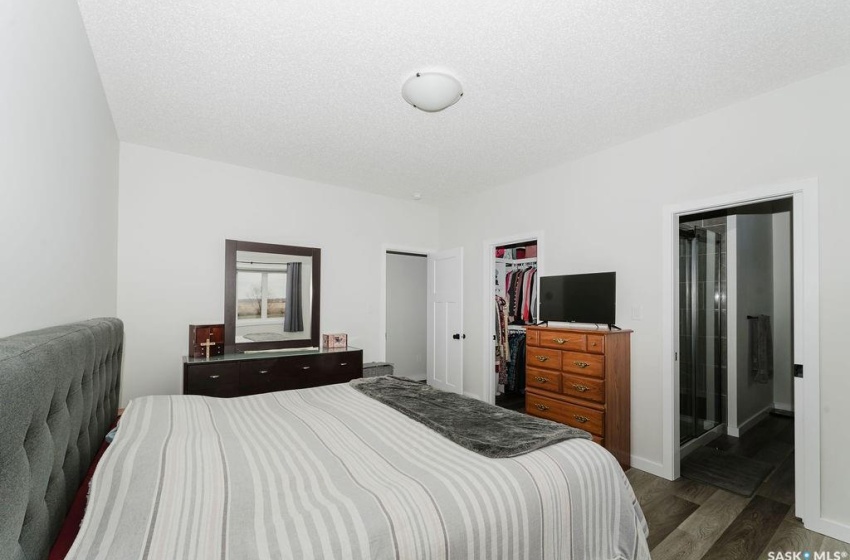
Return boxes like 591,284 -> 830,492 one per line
351,376 -> 591,458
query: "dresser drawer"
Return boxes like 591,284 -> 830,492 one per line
586,334 -> 605,354
562,374 -> 605,404
591,435 -> 605,446
239,358 -> 294,394
525,329 -> 539,346
311,352 -> 363,386
561,351 -> 605,378
526,391 -> 605,437
526,367 -> 561,393
526,347 -> 562,371
539,331 -> 586,352
186,363 -> 240,397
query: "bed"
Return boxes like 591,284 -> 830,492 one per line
1,319 -> 650,560
0,318 -> 122,560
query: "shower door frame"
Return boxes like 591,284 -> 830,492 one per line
678,225 -> 724,448
661,178 -> 830,538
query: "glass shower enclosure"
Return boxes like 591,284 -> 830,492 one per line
679,224 -> 725,445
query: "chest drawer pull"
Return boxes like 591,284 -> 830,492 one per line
340,362 -> 348,366
553,338 -> 570,344
572,384 -> 589,392
573,415 -> 589,423
534,376 -> 548,383
209,374 -> 220,380
573,361 -> 589,368
535,404 -> 549,411
258,370 -> 269,375
302,366 -> 311,370
535,356 -> 549,362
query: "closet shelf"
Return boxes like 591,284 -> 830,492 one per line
495,257 -> 538,265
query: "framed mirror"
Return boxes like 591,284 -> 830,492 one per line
224,240 -> 321,352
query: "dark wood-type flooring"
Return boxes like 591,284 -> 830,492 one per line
627,414 -> 850,559
495,391 -> 526,411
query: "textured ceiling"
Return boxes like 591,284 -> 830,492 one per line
78,0 -> 850,201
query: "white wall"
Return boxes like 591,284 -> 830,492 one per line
385,253 -> 427,379
0,1 -> 118,337
117,143 -> 438,404
437,63 -> 850,526
772,211 -> 793,411
735,214 -> 774,427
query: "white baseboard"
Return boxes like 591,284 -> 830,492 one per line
805,516 -> 850,546
729,404 -> 773,438
629,456 -> 667,479
773,401 -> 793,412
464,391 -> 482,401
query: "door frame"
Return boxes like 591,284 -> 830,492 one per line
482,231 -> 545,405
661,178 -> 824,532
379,244 -> 435,364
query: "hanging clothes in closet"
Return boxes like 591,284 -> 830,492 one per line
505,266 -> 538,324
506,331 -> 527,393
495,296 -> 509,384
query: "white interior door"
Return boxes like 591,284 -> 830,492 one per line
427,248 -> 463,393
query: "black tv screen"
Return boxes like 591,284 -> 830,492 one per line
539,272 -> 616,326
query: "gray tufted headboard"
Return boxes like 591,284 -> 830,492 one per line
0,318 -> 123,560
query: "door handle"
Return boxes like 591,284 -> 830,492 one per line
452,334 -> 466,340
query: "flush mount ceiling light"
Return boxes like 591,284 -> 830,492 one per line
402,71 -> 463,112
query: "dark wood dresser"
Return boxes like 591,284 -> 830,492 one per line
183,347 -> 363,397
524,326 -> 631,469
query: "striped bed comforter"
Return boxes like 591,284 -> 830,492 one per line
68,383 -> 650,560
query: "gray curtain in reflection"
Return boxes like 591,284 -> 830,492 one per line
284,262 -> 303,332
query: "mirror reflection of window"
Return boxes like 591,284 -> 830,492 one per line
235,262 -> 288,321
236,271 -> 263,319
267,273 -> 286,318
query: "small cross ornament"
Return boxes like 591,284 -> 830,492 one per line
200,337 -> 217,360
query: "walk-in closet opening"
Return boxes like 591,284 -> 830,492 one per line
493,239 -> 539,411
677,198 -> 796,503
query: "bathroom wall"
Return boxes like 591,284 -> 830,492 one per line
734,214 -> 775,430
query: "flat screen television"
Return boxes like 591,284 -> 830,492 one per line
539,272 -> 616,326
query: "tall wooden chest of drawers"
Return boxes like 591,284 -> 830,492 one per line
524,326 -> 631,469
